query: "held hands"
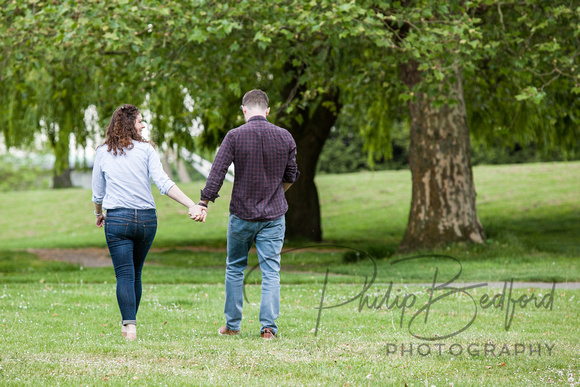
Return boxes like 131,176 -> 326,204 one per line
188,205 -> 208,223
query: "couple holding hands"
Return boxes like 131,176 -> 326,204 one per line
91,90 -> 299,341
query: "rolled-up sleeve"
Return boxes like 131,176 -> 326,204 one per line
200,133 -> 235,202
91,149 -> 105,204
283,138 -> 300,183
148,147 -> 175,195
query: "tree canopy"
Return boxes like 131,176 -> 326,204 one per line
3,1 -> 577,154
1,0 -> 578,247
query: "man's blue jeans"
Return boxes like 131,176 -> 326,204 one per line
225,214 -> 285,334
105,208 -> 157,325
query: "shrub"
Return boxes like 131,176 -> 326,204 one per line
0,154 -> 51,192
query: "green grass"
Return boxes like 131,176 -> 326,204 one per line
0,185 -> 230,250
0,161 -> 579,285
1,248 -> 578,286
1,162 -> 578,253
0,283 -> 578,386
1,162 -> 579,385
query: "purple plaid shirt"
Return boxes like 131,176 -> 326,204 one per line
200,115 -> 300,221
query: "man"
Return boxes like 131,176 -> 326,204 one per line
190,89 -> 300,339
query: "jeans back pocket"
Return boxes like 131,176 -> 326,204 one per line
141,222 -> 157,245
105,218 -> 130,242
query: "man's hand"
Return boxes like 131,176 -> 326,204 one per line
95,214 -> 106,228
188,205 -> 208,223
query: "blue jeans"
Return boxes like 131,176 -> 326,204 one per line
225,214 -> 285,334
105,208 -> 157,325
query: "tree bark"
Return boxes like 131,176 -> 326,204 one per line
283,91 -> 340,242
176,157 -> 192,183
50,129 -> 73,189
399,63 -> 485,252
162,149 -> 174,181
52,168 -> 72,189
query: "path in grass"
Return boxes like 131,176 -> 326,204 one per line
27,247 -> 230,267
27,246 -> 347,267
20,247 -> 580,289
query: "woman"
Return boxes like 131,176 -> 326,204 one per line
92,104 -> 205,340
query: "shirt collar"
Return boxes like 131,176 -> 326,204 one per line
247,115 -> 268,123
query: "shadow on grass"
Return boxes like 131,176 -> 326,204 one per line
481,209 -> 580,256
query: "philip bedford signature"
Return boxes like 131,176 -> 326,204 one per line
313,252 -> 555,340
243,246 -> 556,341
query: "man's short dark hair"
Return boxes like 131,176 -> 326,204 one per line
242,89 -> 269,110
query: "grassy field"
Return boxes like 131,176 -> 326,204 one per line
0,161 -> 579,385
0,162 -> 578,253
0,161 -> 578,285
1,283 -> 578,385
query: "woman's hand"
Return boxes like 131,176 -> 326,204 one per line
188,205 -> 207,223
95,214 -> 106,228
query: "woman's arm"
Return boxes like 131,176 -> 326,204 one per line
94,203 -> 105,228
147,145 -> 206,221
166,185 -> 207,222
166,184 -> 195,208
92,148 -> 106,228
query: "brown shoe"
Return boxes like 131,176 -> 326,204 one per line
261,328 -> 276,339
218,326 -> 240,336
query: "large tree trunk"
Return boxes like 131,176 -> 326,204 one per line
162,150 -> 174,181
283,91 -> 340,242
52,168 -> 72,189
51,130 -> 73,189
399,63 -> 485,252
176,157 -> 192,183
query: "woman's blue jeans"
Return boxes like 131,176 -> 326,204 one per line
105,208 -> 157,325
225,214 -> 285,335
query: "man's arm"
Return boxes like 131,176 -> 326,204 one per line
193,133 -> 234,222
167,185 -> 207,222
199,133 -> 235,203
282,136 -> 300,189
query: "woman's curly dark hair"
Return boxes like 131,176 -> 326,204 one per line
103,104 -> 151,156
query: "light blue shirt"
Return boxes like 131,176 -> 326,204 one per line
92,141 -> 175,210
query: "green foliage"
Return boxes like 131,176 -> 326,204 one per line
471,142 -> 580,165
317,124 -> 410,173
317,129 -> 368,174
318,126 -> 580,175
1,0 -> 578,203
465,1 -> 580,152
0,155 -> 51,192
